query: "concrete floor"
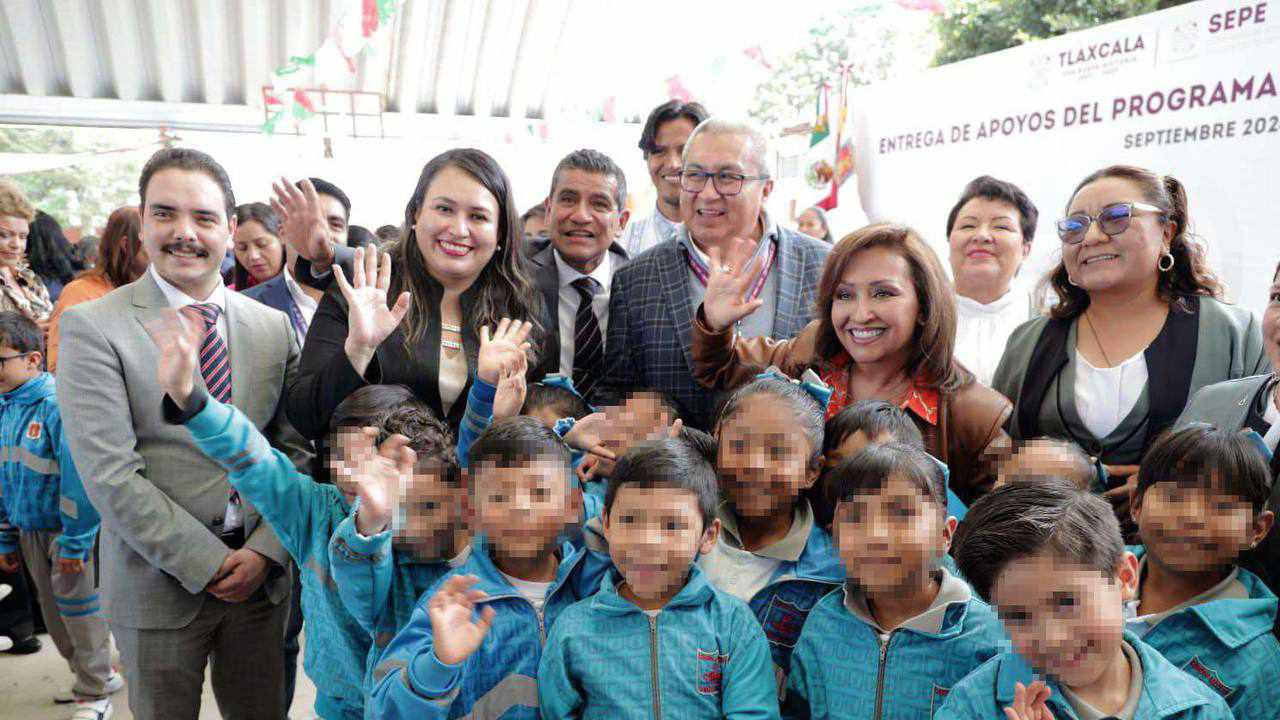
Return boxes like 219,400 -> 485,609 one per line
0,632 -> 319,720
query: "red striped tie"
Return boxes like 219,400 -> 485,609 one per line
183,303 -> 232,403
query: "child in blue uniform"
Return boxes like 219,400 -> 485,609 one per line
368,417 -> 610,719
1125,424 -> 1280,717
784,443 -> 1007,719
701,375 -> 844,690
0,312 -> 117,716
539,435 -> 779,719
938,480 -> 1233,720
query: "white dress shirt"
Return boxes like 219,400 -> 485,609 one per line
1075,348 -> 1148,440
620,205 -> 681,258
150,265 -> 229,341
954,287 -> 1032,386
553,249 -> 614,377
283,269 -> 320,347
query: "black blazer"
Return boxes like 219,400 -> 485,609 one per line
524,237 -> 629,381
286,248 -> 556,437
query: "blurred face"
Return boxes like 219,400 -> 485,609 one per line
594,394 -> 675,478
414,166 -> 501,288
0,215 -> 29,270
142,168 -> 235,297
680,132 -> 773,249
648,117 -> 697,213
830,246 -> 921,372
996,441 -> 1090,490
0,344 -> 41,394
316,194 -> 350,247
605,485 -> 719,608
1264,271 -> 1280,371
232,220 -> 285,283
991,552 -> 1137,689
1132,481 -> 1272,575
948,197 -> 1028,299
394,467 -> 466,559
1063,177 -> 1170,298
546,168 -> 629,272
834,475 -> 953,595
717,395 -> 818,520
797,209 -> 825,240
473,458 -> 578,560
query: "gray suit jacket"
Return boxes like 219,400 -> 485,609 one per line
57,273 -> 312,630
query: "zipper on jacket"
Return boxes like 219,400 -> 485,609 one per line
872,631 -> 895,720
648,614 -> 662,719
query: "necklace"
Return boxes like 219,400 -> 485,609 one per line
1082,311 -> 1114,367
441,323 -> 462,334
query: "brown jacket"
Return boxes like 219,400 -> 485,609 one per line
691,310 -> 1013,503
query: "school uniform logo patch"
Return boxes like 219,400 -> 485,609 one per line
1182,657 -> 1235,699
929,685 -> 950,718
25,421 -> 40,440
696,648 -> 728,696
761,596 -> 809,648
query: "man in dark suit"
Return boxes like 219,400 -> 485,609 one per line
525,149 -> 630,404
605,118 -> 831,430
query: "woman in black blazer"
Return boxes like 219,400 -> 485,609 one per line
284,148 -> 554,438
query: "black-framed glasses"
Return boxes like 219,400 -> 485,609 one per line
0,353 -> 31,364
679,170 -> 770,197
1056,201 -> 1165,245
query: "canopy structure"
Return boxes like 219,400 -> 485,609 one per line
0,0 -> 580,132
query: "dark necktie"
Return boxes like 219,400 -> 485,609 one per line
183,303 -> 232,403
571,277 -> 605,400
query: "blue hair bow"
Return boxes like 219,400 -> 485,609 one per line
754,366 -> 832,411
1242,429 -> 1274,462
534,374 -> 597,414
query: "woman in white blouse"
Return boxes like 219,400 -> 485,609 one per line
946,175 -> 1038,386
993,165 -> 1266,528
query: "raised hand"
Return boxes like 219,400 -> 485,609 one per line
335,246 -> 412,376
429,574 -> 496,665
1003,681 -> 1055,720
142,308 -> 202,409
492,361 -> 528,421
272,177 -> 335,266
562,412 -> 618,461
344,427 -> 417,537
702,237 -> 765,332
477,319 -> 533,386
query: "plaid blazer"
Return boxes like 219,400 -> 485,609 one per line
604,226 -> 830,430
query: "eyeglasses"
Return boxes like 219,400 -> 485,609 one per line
0,353 -> 30,364
679,170 -> 770,197
1056,202 -> 1165,245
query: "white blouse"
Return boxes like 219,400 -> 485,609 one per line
438,346 -> 468,416
1074,349 -> 1148,441
954,288 -> 1032,387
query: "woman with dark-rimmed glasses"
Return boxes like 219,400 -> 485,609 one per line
993,165 -> 1267,527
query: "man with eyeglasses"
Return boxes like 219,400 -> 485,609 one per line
604,117 -> 830,431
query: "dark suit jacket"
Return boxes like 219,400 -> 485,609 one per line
241,272 -> 291,315
524,237 -> 628,392
604,226 -> 830,430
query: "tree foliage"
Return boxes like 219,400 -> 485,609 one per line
749,8 -> 906,128
932,0 -> 1191,66
0,127 -> 140,233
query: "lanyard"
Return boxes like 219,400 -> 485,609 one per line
684,238 -> 777,303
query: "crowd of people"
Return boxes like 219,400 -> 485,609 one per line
0,97 -> 1277,720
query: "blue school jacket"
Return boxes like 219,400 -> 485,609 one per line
783,577 -> 1007,719
935,631 -> 1234,720
1128,545 -> 1280,718
328,509 -> 454,719
0,373 -> 98,560
538,565 -> 780,719
368,534 -> 610,719
709,517 -> 844,684
181,393 -> 368,720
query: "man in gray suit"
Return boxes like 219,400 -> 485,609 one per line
525,149 -> 630,404
58,148 -> 311,720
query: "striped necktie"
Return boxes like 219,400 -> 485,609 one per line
183,303 -> 232,403
571,277 -> 604,401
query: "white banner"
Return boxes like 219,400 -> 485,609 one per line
850,0 -> 1280,315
